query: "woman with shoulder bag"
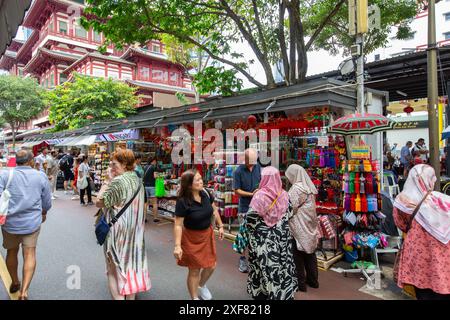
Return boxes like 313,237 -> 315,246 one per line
393,164 -> 450,300
173,170 -> 224,300
285,164 -> 320,292
96,149 -> 150,300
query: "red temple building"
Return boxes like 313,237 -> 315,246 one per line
0,0 -> 197,136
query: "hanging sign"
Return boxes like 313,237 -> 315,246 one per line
317,136 -> 329,147
351,145 -> 371,159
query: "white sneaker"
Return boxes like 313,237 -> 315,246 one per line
198,286 -> 212,300
52,196 -> 56,200
71,195 -> 80,200
53,194 -> 58,199
64,191 -> 68,195
193,297 -> 200,300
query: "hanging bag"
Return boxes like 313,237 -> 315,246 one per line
393,190 -> 431,284
95,184 -> 142,245
155,177 -> 166,198
0,169 -> 14,225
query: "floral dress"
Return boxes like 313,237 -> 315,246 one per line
101,171 -> 151,295
246,204 -> 298,300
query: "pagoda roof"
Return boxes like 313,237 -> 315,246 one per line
24,48 -> 81,75
22,0 -> 78,30
120,47 -> 184,68
63,52 -> 136,74
8,39 -> 25,52
15,30 -> 38,64
126,79 -> 196,96
0,54 -> 16,71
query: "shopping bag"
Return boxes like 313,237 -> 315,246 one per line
0,169 -> 14,225
155,177 -> 166,198
77,176 -> 88,190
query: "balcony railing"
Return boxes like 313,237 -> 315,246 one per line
32,28 -> 104,54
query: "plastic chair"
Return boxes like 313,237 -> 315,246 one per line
371,229 -> 403,277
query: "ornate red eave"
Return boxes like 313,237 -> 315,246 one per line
63,52 -> 136,74
22,0 -> 72,30
125,79 -> 197,97
15,30 -> 38,64
120,47 -> 185,70
23,47 -> 81,75
8,39 -> 25,52
0,55 -> 16,70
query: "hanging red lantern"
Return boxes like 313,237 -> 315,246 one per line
248,115 -> 257,125
403,105 -> 414,115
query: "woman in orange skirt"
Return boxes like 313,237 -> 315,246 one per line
173,170 -> 224,300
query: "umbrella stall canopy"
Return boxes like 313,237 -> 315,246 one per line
327,113 -> 396,135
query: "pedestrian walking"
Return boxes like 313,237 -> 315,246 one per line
400,141 -> 413,177
78,155 -> 93,206
34,148 -> 48,173
173,170 -> 224,300
96,149 -> 150,300
46,150 -> 59,200
233,148 -> 261,273
143,157 -> 160,222
134,155 -> 144,178
285,164 -> 320,292
412,138 -> 429,163
71,158 -> 80,200
393,164 -> 450,300
0,150 -> 52,300
246,166 -> 297,300
59,150 -> 75,194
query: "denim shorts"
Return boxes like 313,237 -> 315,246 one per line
145,187 -> 156,198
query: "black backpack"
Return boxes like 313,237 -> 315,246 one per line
59,155 -> 70,171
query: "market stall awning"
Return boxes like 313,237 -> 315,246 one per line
0,0 -> 32,55
71,135 -> 98,146
21,141 -> 44,148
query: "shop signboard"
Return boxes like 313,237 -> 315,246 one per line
393,121 -> 428,130
99,129 -> 140,142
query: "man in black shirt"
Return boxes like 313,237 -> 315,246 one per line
143,158 -> 159,222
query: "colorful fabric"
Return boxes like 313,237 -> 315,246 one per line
250,167 -> 289,227
101,171 -> 150,295
246,206 -> 298,300
394,208 -> 450,294
394,164 -> 450,244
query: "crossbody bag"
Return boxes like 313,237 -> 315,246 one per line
95,184 -> 142,245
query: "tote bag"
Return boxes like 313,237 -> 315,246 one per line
0,169 -> 15,225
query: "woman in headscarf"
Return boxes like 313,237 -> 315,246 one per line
285,164 -> 319,292
393,164 -> 450,300
246,166 -> 297,300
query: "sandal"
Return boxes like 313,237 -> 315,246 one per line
18,295 -> 28,300
9,283 -> 20,294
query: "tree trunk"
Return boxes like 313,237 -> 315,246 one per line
293,2 -> 308,82
288,3 -> 297,84
278,0 -> 290,85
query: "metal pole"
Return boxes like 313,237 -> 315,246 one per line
356,34 -> 365,115
427,0 -> 440,190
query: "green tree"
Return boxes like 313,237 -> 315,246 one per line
44,73 -> 138,132
0,75 -> 45,149
82,0 -> 419,91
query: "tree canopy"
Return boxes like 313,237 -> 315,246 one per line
44,73 -> 138,132
0,75 -> 45,148
83,0 -> 419,93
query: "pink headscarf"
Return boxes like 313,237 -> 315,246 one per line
394,164 -> 450,244
250,166 -> 290,227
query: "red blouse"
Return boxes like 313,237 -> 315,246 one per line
393,208 -> 450,294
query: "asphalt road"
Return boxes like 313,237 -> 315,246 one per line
0,190 -> 382,300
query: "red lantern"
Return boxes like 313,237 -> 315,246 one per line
86,115 -> 94,120
248,115 -> 257,125
403,105 -> 414,115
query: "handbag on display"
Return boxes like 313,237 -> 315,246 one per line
95,184 -> 142,246
0,169 -> 14,225
393,190 -> 431,284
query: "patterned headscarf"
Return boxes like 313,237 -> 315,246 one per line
394,164 -> 450,244
250,166 -> 290,227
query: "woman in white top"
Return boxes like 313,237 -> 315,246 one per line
78,155 -> 93,206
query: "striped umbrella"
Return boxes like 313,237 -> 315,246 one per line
327,113 -> 396,135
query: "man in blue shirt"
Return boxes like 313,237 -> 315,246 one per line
233,148 -> 261,273
400,141 -> 413,177
0,150 -> 52,300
